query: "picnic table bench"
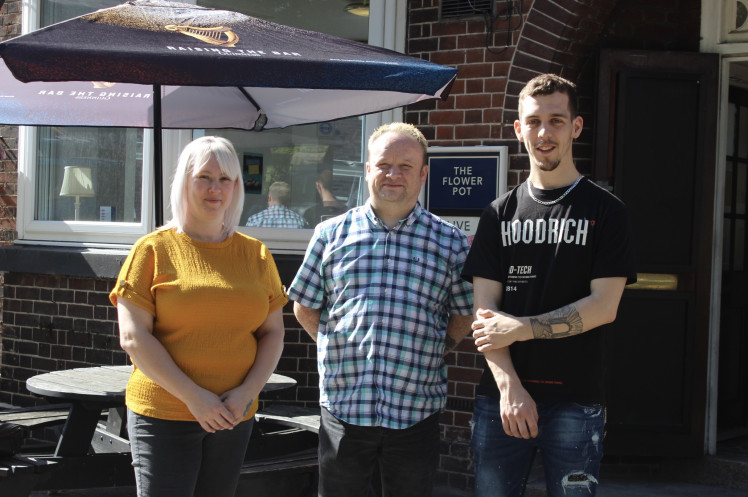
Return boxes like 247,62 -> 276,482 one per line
0,404 -> 71,430
0,455 -> 57,497
242,405 -> 320,497
255,404 -> 321,434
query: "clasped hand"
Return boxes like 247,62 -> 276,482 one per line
187,386 -> 255,433
472,308 -> 527,352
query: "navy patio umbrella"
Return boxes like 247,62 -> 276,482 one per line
0,0 -> 457,225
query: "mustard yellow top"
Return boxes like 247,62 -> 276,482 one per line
109,227 -> 288,422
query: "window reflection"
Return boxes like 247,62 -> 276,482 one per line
35,127 -> 144,222
202,116 -> 366,229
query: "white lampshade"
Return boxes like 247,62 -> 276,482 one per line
344,1 -> 369,17
60,166 -> 95,197
60,166 -> 95,221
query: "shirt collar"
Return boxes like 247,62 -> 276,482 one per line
364,201 -> 422,230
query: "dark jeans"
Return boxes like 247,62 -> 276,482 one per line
471,395 -> 605,497
127,409 -> 254,497
318,408 -> 440,497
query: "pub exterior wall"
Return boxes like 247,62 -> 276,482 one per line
0,0 -> 702,492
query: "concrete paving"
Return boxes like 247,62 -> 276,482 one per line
26,478 -> 748,497
29,440 -> 748,497
434,441 -> 748,497
435,476 -> 748,497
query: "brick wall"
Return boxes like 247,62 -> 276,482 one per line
0,0 -> 20,246
0,127 -> 17,246
0,270 -> 317,410
0,0 -> 21,40
0,273 -> 123,407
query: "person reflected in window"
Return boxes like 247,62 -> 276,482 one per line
246,181 -> 309,229
110,136 -> 287,497
303,167 -> 347,226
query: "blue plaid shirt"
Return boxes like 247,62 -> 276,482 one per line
288,202 -> 473,429
245,205 -> 308,228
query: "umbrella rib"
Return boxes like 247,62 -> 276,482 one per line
237,87 -> 267,131
238,87 -> 261,112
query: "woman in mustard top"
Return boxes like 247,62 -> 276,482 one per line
110,136 -> 287,497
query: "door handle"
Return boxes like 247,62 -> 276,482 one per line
626,273 -> 678,291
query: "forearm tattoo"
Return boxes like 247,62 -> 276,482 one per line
243,400 -> 253,417
530,304 -> 584,339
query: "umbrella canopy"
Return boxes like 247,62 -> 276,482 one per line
0,0 -> 457,223
0,0 -> 456,130
0,58 -> 451,130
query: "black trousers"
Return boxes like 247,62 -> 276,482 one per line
317,408 -> 440,497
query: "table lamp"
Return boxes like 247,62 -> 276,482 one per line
59,166 -> 95,221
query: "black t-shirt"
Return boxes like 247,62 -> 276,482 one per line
462,177 -> 637,403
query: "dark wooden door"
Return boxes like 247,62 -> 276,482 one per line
594,49 -> 719,456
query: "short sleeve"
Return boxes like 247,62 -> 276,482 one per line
592,201 -> 637,284
109,238 -> 157,316
261,244 -> 289,313
462,203 -> 504,284
448,229 -> 474,316
287,226 -> 327,309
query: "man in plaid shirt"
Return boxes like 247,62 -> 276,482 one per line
288,123 -> 473,497
245,181 -> 308,228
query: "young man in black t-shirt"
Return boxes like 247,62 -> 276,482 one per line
462,74 -> 636,497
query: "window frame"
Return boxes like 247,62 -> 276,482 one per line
15,0 -> 406,251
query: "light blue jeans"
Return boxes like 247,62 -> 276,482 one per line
471,395 -> 605,497
127,409 -> 254,497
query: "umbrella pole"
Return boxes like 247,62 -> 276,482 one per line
153,84 -> 163,227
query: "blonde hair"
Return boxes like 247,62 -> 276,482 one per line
167,136 -> 243,238
367,122 -> 428,164
268,181 -> 291,205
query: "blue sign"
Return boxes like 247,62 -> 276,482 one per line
427,154 -> 501,210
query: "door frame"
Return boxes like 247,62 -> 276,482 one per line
713,54 -> 748,451
702,0 -> 748,455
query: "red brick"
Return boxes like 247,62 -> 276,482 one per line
484,108 -> 503,124
457,32 -> 489,49
465,79 -> 483,93
456,63 -> 493,79
436,126 -> 454,141
439,35 -> 458,51
429,110 -> 464,124
432,21 -> 468,37
464,47 -> 485,64
431,50 -> 466,66
455,93 -> 492,109
464,109 -> 482,123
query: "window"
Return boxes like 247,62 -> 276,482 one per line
19,0 -> 152,245
17,0 -> 406,250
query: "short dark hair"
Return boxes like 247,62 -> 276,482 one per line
518,74 -> 579,118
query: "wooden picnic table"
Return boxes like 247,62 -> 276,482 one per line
1,366 -> 303,497
26,365 -> 297,457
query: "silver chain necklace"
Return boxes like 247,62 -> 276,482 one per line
526,176 -> 583,206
